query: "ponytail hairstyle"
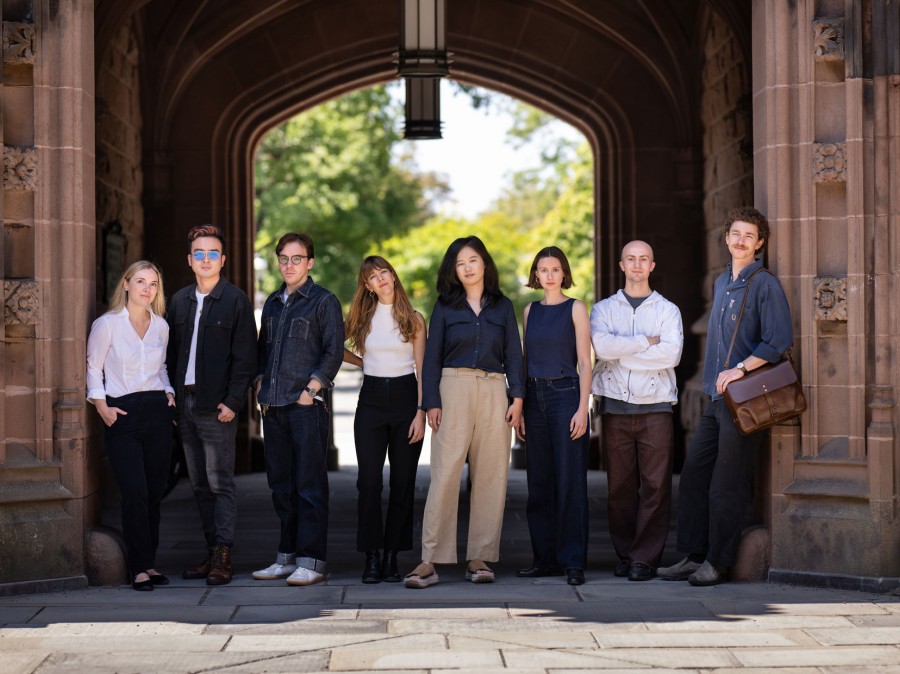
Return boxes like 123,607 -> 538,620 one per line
345,256 -> 419,356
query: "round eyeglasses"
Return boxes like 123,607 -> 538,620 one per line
278,254 -> 310,266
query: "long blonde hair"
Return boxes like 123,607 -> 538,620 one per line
107,260 -> 167,317
345,256 -> 419,356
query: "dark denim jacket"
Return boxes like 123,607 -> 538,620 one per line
257,276 -> 344,408
422,296 -> 525,410
703,259 -> 793,398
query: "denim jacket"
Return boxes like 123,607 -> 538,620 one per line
703,259 -> 793,398
257,276 -> 344,408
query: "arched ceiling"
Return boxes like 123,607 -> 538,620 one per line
93,0 -> 746,154
94,0 -> 749,297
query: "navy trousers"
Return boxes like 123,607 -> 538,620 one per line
523,377 -> 589,571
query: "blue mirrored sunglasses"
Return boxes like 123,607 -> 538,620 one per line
192,250 -> 222,261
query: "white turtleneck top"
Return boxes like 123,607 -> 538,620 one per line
363,302 -> 415,377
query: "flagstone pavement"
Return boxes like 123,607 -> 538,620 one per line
2,371 -> 899,673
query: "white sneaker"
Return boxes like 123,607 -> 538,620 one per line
286,567 -> 325,586
252,561 -> 297,580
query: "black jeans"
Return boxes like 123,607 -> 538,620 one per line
105,391 -> 174,576
261,400 -> 330,572
354,373 -> 423,552
675,398 -> 765,566
523,377 -> 589,571
177,390 -> 238,547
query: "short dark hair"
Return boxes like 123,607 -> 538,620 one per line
188,224 -> 225,251
275,232 -> 315,258
436,235 -> 503,309
723,207 -> 770,250
526,246 -> 575,289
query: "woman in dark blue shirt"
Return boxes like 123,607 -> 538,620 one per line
404,236 -> 525,588
516,247 -> 592,586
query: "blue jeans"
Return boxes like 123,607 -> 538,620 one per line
261,401 -> 330,572
675,398 -> 765,566
524,377 -> 589,571
177,390 -> 238,547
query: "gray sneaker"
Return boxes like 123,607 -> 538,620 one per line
252,552 -> 297,580
657,557 -> 702,581
688,560 -> 727,586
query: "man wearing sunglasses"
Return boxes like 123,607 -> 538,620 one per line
253,231 -> 344,587
166,224 -> 258,585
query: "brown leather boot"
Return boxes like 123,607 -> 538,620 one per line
206,545 -> 232,586
182,548 -> 213,580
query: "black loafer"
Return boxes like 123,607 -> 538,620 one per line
516,566 -> 564,578
628,562 -> 654,582
613,560 -> 631,577
149,573 -> 170,586
132,576 -> 154,592
566,569 -> 585,585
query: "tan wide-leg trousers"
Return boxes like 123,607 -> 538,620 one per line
421,368 -> 511,564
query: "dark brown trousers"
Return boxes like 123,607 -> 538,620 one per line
602,412 -> 674,568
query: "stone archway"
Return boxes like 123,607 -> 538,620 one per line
14,0 -> 900,591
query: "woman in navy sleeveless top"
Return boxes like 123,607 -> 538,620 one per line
516,247 -> 592,585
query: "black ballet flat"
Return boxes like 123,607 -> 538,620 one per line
149,573 -> 170,586
132,576 -> 154,591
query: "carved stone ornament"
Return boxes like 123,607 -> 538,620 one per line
2,21 -> 36,64
813,142 -> 846,183
4,280 -> 40,325
813,18 -> 844,62
3,146 -> 37,191
814,276 -> 847,322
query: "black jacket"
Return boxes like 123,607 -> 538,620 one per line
166,276 -> 258,413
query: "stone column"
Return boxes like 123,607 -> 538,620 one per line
0,0 -> 96,589
754,0 -> 900,588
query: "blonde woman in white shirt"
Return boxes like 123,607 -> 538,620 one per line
344,256 -> 426,584
87,260 -> 176,591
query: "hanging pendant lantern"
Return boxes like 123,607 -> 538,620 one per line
404,78 -> 442,140
396,0 -> 451,77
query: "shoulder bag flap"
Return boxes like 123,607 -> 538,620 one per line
724,360 -> 798,404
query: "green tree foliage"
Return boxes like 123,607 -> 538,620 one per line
370,99 -> 594,324
254,85 -> 594,326
254,86 -> 429,302
378,212 -> 532,320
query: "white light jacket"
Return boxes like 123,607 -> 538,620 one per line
590,290 -> 684,405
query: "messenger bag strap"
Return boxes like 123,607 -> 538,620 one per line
723,266 -> 767,369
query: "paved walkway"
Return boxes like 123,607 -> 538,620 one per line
3,466 -> 900,673
2,370 -> 900,672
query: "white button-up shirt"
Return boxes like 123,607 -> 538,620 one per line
86,308 -> 174,401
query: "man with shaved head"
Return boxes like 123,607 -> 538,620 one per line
590,240 -> 684,581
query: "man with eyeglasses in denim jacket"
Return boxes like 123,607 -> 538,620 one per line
253,231 -> 344,587
167,224 -> 258,585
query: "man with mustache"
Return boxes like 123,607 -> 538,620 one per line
658,208 -> 792,586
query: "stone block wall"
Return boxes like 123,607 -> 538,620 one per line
0,0 -> 95,588
95,19 -> 142,310
680,9 -> 754,443
756,0 -> 900,587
